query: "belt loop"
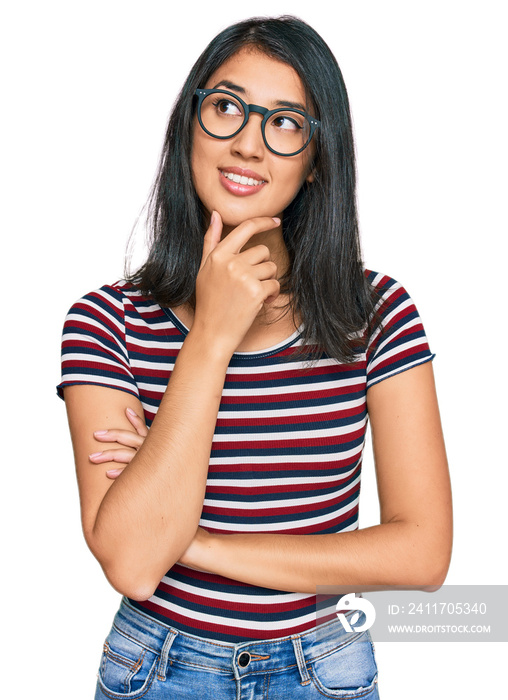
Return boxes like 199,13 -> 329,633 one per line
157,629 -> 178,681
291,636 -> 311,686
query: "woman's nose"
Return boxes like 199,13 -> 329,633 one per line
230,113 -> 265,159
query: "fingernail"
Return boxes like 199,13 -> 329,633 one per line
126,408 -> 137,417
94,430 -> 108,436
210,210 -> 217,225
106,469 -> 122,478
272,217 -> 281,225
89,452 -> 103,459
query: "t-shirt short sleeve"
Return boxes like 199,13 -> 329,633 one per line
366,272 -> 435,389
57,283 -> 139,400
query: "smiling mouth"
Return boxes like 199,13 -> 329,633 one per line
220,170 -> 266,187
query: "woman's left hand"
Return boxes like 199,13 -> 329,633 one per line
89,407 -> 212,570
89,407 -> 148,479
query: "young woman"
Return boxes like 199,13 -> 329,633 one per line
58,15 -> 452,699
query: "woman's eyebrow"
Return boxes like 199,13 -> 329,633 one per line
212,81 -> 306,112
273,99 -> 306,111
213,80 -> 245,93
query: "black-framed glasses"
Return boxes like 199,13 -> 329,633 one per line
194,88 -> 320,157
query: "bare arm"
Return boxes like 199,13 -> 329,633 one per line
64,213 -> 281,601
178,361 -> 452,593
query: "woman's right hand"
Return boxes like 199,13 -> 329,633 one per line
192,211 -> 282,356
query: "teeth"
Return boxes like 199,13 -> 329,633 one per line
222,171 -> 263,186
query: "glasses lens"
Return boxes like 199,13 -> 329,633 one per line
199,92 -> 246,138
264,110 -> 312,155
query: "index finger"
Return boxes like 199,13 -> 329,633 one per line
93,428 -> 145,449
219,216 -> 281,254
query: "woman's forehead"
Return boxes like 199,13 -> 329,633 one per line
205,47 -> 306,108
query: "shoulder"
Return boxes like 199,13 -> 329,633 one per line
61,281 -> 163,354
364,269 -> 403,297
70,279 -> 147,307
363,269 -> 435,388
64,280 -> 157,323
363,269 -> 420,326
58,281 -> 152,400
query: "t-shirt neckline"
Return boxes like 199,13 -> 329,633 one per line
162,306 -> 303,359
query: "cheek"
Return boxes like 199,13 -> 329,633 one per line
191,141 -> 211,201
278,160 -> 313,205
191,121 -> 212,188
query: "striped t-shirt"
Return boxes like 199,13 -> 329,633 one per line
57,270 -> 434,642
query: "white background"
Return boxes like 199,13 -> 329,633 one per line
2,1 -> 507,698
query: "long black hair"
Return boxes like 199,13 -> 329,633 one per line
127,15 -> 378,362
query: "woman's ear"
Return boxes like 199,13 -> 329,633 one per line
306,169 -> 315,184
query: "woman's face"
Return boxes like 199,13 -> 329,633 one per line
191,47 -> 315,230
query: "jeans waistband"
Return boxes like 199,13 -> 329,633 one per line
114,598 -> 366,683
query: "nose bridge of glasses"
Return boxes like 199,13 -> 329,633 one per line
236,103 -> 266,146
247,103 -> 269,120
242,103 -> 268,137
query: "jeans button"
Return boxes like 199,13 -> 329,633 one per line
238,652 -> 251,668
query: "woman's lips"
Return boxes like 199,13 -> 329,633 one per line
218,168 -> 267,196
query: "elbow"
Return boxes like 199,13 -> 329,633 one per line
85,531 -> 173,602
419,557 -> 451,592
101,558 -> 167,602
105,569 -> 159,602
411,537 -> 452,593
423,523 -> 453,591
399,560 -> 450,593
389,519 -> 452,592
419,572 -> 447,593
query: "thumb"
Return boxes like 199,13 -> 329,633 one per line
200,211 -> 222,268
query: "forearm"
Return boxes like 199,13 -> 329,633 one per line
90,328 -> 229,599
71,215 -> 283,600
185,520 -> 451,594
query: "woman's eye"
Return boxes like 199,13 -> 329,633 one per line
214,99 -> 242,116
271,115 -> 301,131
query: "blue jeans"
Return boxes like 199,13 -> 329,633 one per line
95,599 -> 379,699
